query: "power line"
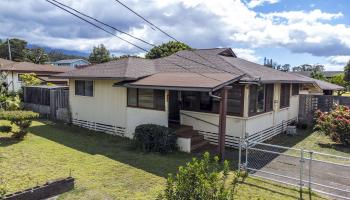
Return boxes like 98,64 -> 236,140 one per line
46,0 -> 223,82
113,0 -> 178,41
51,0 -> 155,47
112,0 -> 240,76
46,0 -> 149,52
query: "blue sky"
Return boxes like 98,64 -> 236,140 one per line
0,0 -> 349,70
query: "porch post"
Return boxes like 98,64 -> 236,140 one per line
218,86 -> 231,161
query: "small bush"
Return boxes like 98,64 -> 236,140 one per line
157,152 -> 243,200
314,105 -> 350,145
0,125 -> 12,133
0,111 -> 39,140
133,124 -> 177,153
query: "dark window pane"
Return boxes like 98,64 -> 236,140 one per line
228,85 -> 244,116
280,83 -> 290,108
127,88 -> 137,107
138,89 -> 154,108
292,83 -> 299,96
75,80 -> 85,96
85,81 -> 93,96
154,90 -> 165,110
200,92 -> 212,111
182,91 -> 200,111
265,84 -> 274,111
257,85 -> 265,113
249,85 -> 257,114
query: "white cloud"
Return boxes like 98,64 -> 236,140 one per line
233,48 -> 260,62
327,56 -> 350,65
0,0 -> 349,60
246,0 -> 279,8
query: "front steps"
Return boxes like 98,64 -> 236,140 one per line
173,125 -> 209,152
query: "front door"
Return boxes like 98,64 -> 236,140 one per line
168,90 -> 180,124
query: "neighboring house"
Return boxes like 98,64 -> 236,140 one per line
51,59 -> 90,68
55,48 -> 339,152
291,71 -> 343,79
291,73 -> 344,95
0,58 -> 72,92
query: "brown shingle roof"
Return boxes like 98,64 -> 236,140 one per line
0,60 -> 72,73
127,72 -> 243,91
55,48 -> 316,86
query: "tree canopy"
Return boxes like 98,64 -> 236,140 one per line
0,38 -> 27,61
88,44 -> 110,64
24,48 -> 49,64
145,41 -> 191,59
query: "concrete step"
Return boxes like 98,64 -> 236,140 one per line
191,134 -> 204,143
191,140 -> 209,151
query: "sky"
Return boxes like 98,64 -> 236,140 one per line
0,0 -> 350,70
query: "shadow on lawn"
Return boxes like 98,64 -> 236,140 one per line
317,143 -> 350,154
266,128 -> 313,148
0,136 -> 21,147
28,121 -> 193,178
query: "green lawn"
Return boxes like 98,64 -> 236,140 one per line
0,120 -> 326,199
268,128 -> 350,163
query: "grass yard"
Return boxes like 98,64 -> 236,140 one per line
0,120 -> 326,199
268,128 -> 350,163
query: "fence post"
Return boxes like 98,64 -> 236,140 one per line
245,138 -> 249,171
299,149 -> 304,200
238,137 -> 242,172
308,151 -> 313,200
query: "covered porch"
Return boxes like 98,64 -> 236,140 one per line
122,72 -> 245,156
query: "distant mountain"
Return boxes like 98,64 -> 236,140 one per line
27,44 -> 89,57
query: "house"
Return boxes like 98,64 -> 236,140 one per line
55,48 -> 334,152
0,58 -> 72,92
291,70 -> 343,79
51,59 -> 90,68
291,73 -> 344,95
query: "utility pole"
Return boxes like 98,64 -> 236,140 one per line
7,39 -> 12,60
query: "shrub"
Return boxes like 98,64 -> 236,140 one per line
133,124 -> 177,153
0,125 -> 12,133
314,105 -> 350,145
157,152 -> 243,200
0,111 -> 39,140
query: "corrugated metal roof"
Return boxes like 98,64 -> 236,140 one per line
53,59 -> 90,64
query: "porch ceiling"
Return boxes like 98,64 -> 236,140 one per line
119,72 -> 243,91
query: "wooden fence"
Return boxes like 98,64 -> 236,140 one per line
23,86 -> 69,121
299,94 -> 350,124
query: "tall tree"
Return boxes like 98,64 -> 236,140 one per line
330,73 -> 347,96
344,60 -> 350,82
263,57 -> 290,72
88,44 -> 110,64
145,41 -> 191,59
0,38 -> 27,61
24,48 -> 49,64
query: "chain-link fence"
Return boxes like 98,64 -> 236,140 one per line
238,139 -> 350,199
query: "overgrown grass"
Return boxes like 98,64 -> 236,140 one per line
0,120 -> 326,199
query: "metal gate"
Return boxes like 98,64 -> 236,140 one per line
238,139 -> 350,199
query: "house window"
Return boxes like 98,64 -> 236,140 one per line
292,83 -> 300,96
127,88 -> 165,110
75,80 -> 93,96
280,83 -> 291,108
18,74 -> 24,82
227,85 -> 244,116
249,84 -> 274,116
181,85 -> 244,116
